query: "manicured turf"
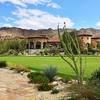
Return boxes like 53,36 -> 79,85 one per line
0,56 -> 100,78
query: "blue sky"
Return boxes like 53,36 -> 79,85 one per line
0,0 -> 100,29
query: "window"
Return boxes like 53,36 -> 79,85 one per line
36,42 -> 41,49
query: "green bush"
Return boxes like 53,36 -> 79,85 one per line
89,68 -> 100,86
0,39 -> 27,55
38,83 -> 53,91
87,68 -> 100,100
27,72 -> 49,84
0,61 -> 7,68
90,68 -> 100,81
43,65 -> 57,82
51,88 -> 59,94
7,49 -> 18,55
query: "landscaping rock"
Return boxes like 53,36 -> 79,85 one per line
20,71 -> 24,75
54,76 -> 63,81
68,79 -> 78,84
51,81 -> 58,86
54,84 -> 65,91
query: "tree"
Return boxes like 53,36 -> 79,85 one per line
97,42 -> 100,50
0,39 -> 27,55
18,39 -> 27,54
58,24 -> 84,84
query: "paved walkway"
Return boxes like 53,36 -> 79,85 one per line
0,68 -> 36,100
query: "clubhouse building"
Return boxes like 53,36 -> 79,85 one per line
0,27 -> 100,54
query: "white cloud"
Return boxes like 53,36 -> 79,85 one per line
47,2 -> 61,9
0,0 -> 60,8
11,7 -> 74,29
96,22 -> 100,27
0,0 -> 26,7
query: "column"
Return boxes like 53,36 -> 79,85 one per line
34,42 -> 36,49
41,42 -> 43,49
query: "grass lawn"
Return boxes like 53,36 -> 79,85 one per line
0,56 -> 100,78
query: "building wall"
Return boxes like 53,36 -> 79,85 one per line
79,36 -> 92,45
91,38 -> 100,49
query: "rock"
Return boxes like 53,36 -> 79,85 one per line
58,81 -> 64,84
83,81 -> 86,85
23,72 -> 29,76
54,84 -> 65,91
53,76 -> 63,81
67,81 -> 72,84
51,81 -> 58,86
68,79 -> 78,84
20,71 -> 24,75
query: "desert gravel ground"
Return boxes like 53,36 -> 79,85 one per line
0,68 -> 67,100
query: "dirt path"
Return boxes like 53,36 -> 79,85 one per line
0,68 -> 67,100
0,68 -> 36,100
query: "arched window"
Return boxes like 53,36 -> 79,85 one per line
36,42 -> 41,49
43,42 -> 46,48
30,42 -> 34,49
27,42 -> 34,49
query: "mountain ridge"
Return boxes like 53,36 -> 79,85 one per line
0,27 -> 100,39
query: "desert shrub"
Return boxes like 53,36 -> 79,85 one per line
0,39 -> 27,55
68,82 -> 100,100
89,68 -> 100,87
44,48 -> 49,55
38,83 -> 53,91
14,66 -> 30,73
0,61 -> 7,68
67,93 -> 88,100
68,84 -> 97,100
51,88 -> 60,94
43,65 -> 57,82
49,46 -> 60,55
90,68 -> 100,81
87,68 -> 100,100
88,85 -> 100,100
7,49 -> 18,55
27,72 -> 49,84
63,76 -> 72,83
27,72 -> 42,83
27,72 -> 53,91
8,63 -> 30,72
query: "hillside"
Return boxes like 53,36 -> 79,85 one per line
0,27 -> 100,39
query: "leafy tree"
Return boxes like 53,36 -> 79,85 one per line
0,39 -> 27,55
